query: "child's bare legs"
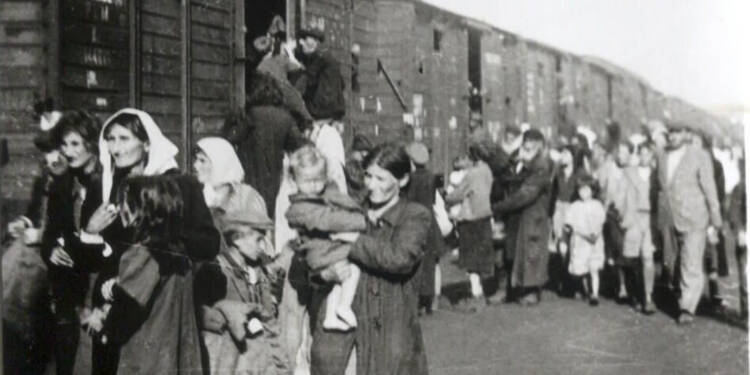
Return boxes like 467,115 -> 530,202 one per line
433,264 -> 442,310
335,263 -> 360,327
642,255 -> 655,311
617,267 -> 628,299
322,261 -> 352,331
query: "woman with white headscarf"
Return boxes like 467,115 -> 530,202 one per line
78,108 -> 220,374
192,137 -> 267,217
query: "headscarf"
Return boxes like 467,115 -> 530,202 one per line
196,137 -> 245,207
100,108 -> 179,202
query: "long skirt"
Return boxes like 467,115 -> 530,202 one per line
457,218 -> 494,277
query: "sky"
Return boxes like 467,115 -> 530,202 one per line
423,0 -> 750,115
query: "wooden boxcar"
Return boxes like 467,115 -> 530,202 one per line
2,0 -> 739,222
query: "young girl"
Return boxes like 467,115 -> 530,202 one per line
285,145 -> 367,331
92,176 -> 203,374
563,174 -> 606,306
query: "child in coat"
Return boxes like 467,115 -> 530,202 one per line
285,145 -> 367,331
563,174 -> 607,306
196,203 -> 290,375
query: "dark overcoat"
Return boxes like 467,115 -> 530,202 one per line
224,105 -> 306,218
492,154 -> 552,288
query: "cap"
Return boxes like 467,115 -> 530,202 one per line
298,28 -> 325,42
405,142 -> 429,165
221,206 -> 274,232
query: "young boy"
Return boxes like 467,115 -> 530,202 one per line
619,142 -> 657,314
285,145 -> 367,331
198,205 -> 290,374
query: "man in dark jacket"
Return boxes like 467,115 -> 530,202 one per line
293,28 -> 346,133
491,129 -> 552,306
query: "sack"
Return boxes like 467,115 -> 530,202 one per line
433,192 -> 453,237
2,238 -> 49,335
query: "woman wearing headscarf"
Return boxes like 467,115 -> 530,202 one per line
78,108 -> 220,374
192,137 -> 267,218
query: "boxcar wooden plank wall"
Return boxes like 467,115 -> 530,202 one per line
348,0 -> 378,143
523,42 -> 558,139
0,0 -> 48,220
140,0 -> 182,143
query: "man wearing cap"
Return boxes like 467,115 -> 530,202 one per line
292,27 -> 347,194
293,27 -> 346,131
405,142 -> 447,314
655,122 -> 723,325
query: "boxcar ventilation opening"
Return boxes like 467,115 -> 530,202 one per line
468,27 -> 482,115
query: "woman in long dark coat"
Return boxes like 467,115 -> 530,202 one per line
224,72 -> 307,218
79,108 -> 220,374
309,143 -> 431,375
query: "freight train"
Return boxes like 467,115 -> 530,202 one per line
0,0 -> 739,221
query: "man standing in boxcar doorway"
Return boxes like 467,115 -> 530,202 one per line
293,27 -> 347,192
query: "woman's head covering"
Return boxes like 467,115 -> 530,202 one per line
100,108 -> 179,202
196,137 -> 244,187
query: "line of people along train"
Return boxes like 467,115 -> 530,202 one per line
2,16 -> 747,375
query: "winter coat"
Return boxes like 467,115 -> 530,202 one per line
348,199 -> 431,375
285,184 -> 367,272
295,50 -> 345,120
492,154 -> 552,288
224,105 -> 307,218
103,238 -> 203,374
406,167 -> 447,297
195,250 -> 290,375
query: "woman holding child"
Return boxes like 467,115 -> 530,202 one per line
309,143 -> 431,375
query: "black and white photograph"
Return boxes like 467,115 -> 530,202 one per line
0,0 -> 747,374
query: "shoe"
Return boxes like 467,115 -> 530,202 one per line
455,297 -> 486,313
519,292 -> 539,307
487,291 -> 506,305
642,300 -> 656,315
589,297 -> 599,307
677,311 -> 694,325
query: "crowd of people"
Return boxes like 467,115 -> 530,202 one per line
1,15 -> 747,375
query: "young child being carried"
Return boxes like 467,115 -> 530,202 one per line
563,174 -> 607,306
285,145 -> 367,331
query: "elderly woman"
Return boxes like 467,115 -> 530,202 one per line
192,137 -> 267,219
310,142 -> 431,375
79,108 -> 220,374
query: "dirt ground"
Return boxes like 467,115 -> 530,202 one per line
422,254 -> 748,375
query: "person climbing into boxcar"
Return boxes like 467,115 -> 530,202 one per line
3,108 -> 69,375
292,27 -> 346,135
309,143 -> 431,375
78,108 -> 220,374
404,142 -> 448,315
491,129 -> 552,306
253,15 -> 313,132
224,72 -> 308,219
